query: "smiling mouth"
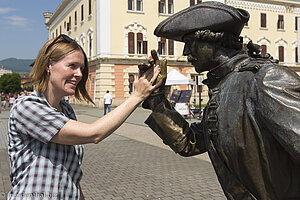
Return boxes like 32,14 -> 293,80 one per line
66,80 -> 78,86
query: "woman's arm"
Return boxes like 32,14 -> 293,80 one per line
51,66 -> 161,145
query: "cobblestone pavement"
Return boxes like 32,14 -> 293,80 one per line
0,105 -> 226,200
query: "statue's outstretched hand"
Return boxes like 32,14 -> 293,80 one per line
138,50 -> 168,110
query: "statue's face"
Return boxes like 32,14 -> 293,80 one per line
183,34 -> 216,73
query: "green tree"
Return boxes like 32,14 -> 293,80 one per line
0,73 -> 21,93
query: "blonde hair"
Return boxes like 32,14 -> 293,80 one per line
30,36 -> 93,104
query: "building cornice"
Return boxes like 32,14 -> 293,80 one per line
227,0 -> 300,14
46,0 -> 80,31
88,58 -> 192,67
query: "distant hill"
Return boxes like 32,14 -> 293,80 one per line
0,58 -> 34,74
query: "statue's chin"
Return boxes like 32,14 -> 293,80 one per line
193,63 -> 210,73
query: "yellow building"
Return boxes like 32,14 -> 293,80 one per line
44,0 -> 300,107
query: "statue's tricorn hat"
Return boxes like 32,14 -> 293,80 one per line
154,1 -> 249,42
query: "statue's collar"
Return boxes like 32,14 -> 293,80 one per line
203,53 -> 249,88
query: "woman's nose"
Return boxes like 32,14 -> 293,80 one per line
74,67 -> 82,77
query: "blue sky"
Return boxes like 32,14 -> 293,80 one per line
0,0 -> 63,60
1,0 -> 300,60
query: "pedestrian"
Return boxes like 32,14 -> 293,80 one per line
8,34 -> 161,199
0,92 -> 6,111
143,2 -> 300,200
64,95 -> 69,103
8,94 -> 15,108
21,90 -> 28,97
103,90 -> 112,115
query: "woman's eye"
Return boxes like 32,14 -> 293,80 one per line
69,64 -> 76,69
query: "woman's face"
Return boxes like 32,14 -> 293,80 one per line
47,50 -> 84,98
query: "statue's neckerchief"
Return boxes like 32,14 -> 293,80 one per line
203,52 -> 249,88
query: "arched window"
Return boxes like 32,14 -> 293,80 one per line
87,29 -> 93,58
158,38 -> 166,55
190,0 -> 202,6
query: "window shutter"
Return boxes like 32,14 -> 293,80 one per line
128,32 -> 135,54
81,5 -> 84,21
89,0 -> 92,15
158,41 -> 162,54
296,17 -> 298,31
296,47 -> 298,63
159,1 -> 161,13
143,41 -> 148,54
261,13 -> 266,28
261,45 -> 267,56
279,46 -> 284,62
137,33 -> 143,41
168,39 -> 174,55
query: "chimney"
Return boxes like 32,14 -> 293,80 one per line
43,12 -> 53,31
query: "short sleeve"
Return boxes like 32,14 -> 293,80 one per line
11,97 -> 70,143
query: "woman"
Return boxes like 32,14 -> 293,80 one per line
8,34 -> 161,199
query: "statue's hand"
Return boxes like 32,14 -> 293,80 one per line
139,50 -> 168,110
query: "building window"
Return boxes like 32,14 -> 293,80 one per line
190,0 -> 202,6
89,0 -> 92,15
277,15 -> 284,30
89,34 -> 92,57
168,39 -> 174,55
159,0 -> 166,14
279,46 -> 284,62
137,0 -> 143,11
260,13 -> 266,28
129,74 -> 135,94
67,16 -> 71,31
128,32 -> 135,54
296,17 -> 299,31
81,4 -> 84,21
191,75 -> 199,92
158,38 -> 166,55
60,26 -> 62,34
296,47 -> 298,63
168,0 -> 173,14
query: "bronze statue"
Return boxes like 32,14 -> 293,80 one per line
143,2 -> 300,199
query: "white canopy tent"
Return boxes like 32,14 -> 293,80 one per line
165,69 -> 195,116
165,69 -> 195,85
